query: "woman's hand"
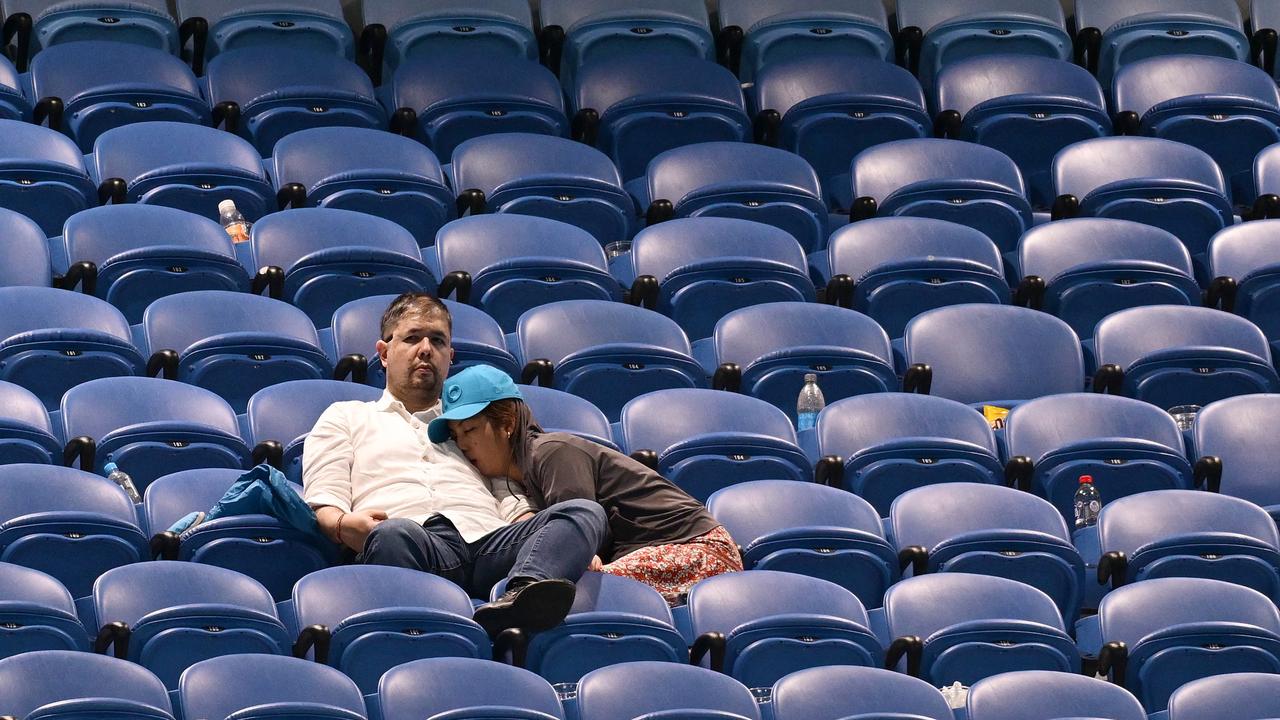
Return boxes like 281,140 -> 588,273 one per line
589,555 -> 603,572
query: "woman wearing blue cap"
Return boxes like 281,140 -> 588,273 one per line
428,364 -> 741,604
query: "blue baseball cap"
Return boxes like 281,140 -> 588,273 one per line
428,364 -> 523,443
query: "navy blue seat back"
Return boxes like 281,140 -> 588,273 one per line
619,388 -> 810,502
90,121 -> 275,221
270,126 -> 455,249
577,662 -> 759,720
711,302 -> 897,422
0,650 -> 172,720
1003,393 -> 1192,521
0,381 -> 58,466
934,55 -> 1109,206
1195,394 -> 1280,520
0,207 -> 50,289
824,216 -> 1006,338
518,385 -> 616,449
0,564 -> 87,658
57,204 -> 249,324
965,670 -> 1146,720
431,214 -> 620,332
448,132 -> 634,248
246,379 -> 383,484
770,665 -> 951,720
751,54 -> 928,210
3,0 -> 177,59
178,655 -> 366,720
378,657 -> 563,720
1092,305 -> 1279,409
359,0 -> 537,83
515,299 -> 703,421
572,54 -> 750,181
0,120 -> 94,236
627,217 -> 815,340
1166,672 -> 1280,720
0,286 -> 143,410
707,480 -> 895,608
141,290 -> 331,412
1207,220 -> 1280,353
718,0 -> 893,83
814,393 -> 1003,516
27,41 -> 208,152
1017,218 -> 1198,339
850,138 -> 1032,257
175,0 -> 353,67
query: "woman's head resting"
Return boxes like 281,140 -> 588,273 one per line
428,365 -> 524,476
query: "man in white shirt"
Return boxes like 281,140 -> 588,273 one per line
303,293 -> 607,638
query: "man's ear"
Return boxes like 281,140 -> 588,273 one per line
375,339 -> 390,367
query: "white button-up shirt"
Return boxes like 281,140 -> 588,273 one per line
302,389 -> 531,542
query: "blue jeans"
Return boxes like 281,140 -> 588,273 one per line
360,499 -> 608,598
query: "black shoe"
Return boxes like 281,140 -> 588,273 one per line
473,578 -> 576,638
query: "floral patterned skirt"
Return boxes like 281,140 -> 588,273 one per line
601,525 -> 743,604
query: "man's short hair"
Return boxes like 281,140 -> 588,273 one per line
380,293 -> 452,341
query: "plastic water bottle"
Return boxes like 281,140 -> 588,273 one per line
1073,474 -> 1101,529
796,373 -> 825,431
104,462 -> 141,503
218,199 -> 251,244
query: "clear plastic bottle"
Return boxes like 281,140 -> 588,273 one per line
218,199 -> 251,244
1073,474 -> 1101,529
796,373 -> 826,431
104,461 -> 141,503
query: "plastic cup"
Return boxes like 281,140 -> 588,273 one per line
604,241 -> 631,260
1168,404 -> 1201,431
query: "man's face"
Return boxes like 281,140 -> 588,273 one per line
376,310 -> 454,405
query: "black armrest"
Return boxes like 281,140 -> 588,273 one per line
895,26 -> 923,74
898,545 -> 928,576
753,108 -> 780,146
645,199 -> 674,226
1074,26 -> 1101,74
389,107 -> 417,137
1097,640 -> 1128,687
825,274 -> 854,308
456,188 -> 486,216
885,635 -> 923,676
212,100 -> 240,133
54,261 -> 98,295
97,178 -> 127,206
437,271 -> 473,304
1254,27 -> 1278,77
711,363 -> 741,392
33,96 -> 64,131
62,435 -> 96,470
716,25 -> 744,76
358,23 -> 387,86
814,455 -> 844,489
628,275 -> 659,308
292,624 -> 331,664
251,266 -> 285,298
630,449 -> 659,470
849,196 -> 877,223
179,16 -> 209,75
2,12 -> 32,71
493,627 -> 529,667
1112,110 -> 1140,136
902,363 -> 932,394
251,440 -> 284,470
150,531 -> 180,561
333,354 -> 368,384
1097,551 -> 1128,590
520,359 -> 553,386
1051,194 -> 1080,221
146,350 -> 180,379
538,24 -> 565,73
1203,276 -> 1238,312
276,182 -> 307,210
1092,364 -> 1123,395
1194,455 -> 1223,493
571,108 -> 599,145
1004,456 -> 1034,492
690,632 -> 726,673
1012,276 -> 1045,309
933,110 -> 962,139
93,621 -> 131,659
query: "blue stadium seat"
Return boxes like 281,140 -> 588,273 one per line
489,572 -> 685,684
54,204 -> 249,324
1114,55 -> 1280,201
1092,305 -> 1279,409
933,55 -> 1109,207
902,303 -> 1085,406
821,216 -> 1007,338
0,464 -> 147,602
0,54 -> 27,120
518,384 -> 616,449
269,126 -> 454,249
358,0 -> 537,86
2,0 -> 177,69
448,133 -> 634,248
708,303 -> 897,423
26,41 -> 208,152
965,670 -> 1146,720
0,381 -> 58,465
246,379 -> 382,484
688,570 -> 880,690
140,290 -> 332,413
144,468 -> 329,602
890,483 -> 1084,621
0,207 -> 49,289
93,562 -> 290,689
539,0 -> 713,91
618,388 -> 810,503
770,665 -> 951,720
1073,0 -> 1247,88
246,208 -> 435,329
883,573 -> 1078,685
0,563 -> 87,657
0,650 -> 172,720
60,376 -> 249,493
1207,221 -> 1280,354
329,295 -> 518,387
0,119 -> 94,236
849,139 -> 1032,261
429,214 -> 621,333
622,217 -> 814,340
179,655 -> 366,720
894,0 -> 1070,91
175,0 -> 352,75
514,299 -> 704,421
0,286 -> 144,410
717,0 -> 892,82
1003,393 -> 1193,522
1095,489 -> 1280,600
1080,577 -> 1280,712
814,393 -> 1003,516
1052,137 -> 1234,279
1015,218 -> 1199,340
292,565 -> 490,697
1194,394 -> 1280,522
384,48 -> 566,161
201,46 -> 384,155
1166,672 -> 1280,720
89,121 -> 275,221
638,143 -> 827,253
576,662 -> 759,720
571,54 -> 750,182
707,480 -> 895,609
378,657 -> 563,720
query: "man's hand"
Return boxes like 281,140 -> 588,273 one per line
589,555 -> 603,572
514,512 -> 535,522
338,509 -> 388,553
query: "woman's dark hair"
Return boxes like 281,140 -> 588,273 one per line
479,398 -> 521,442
